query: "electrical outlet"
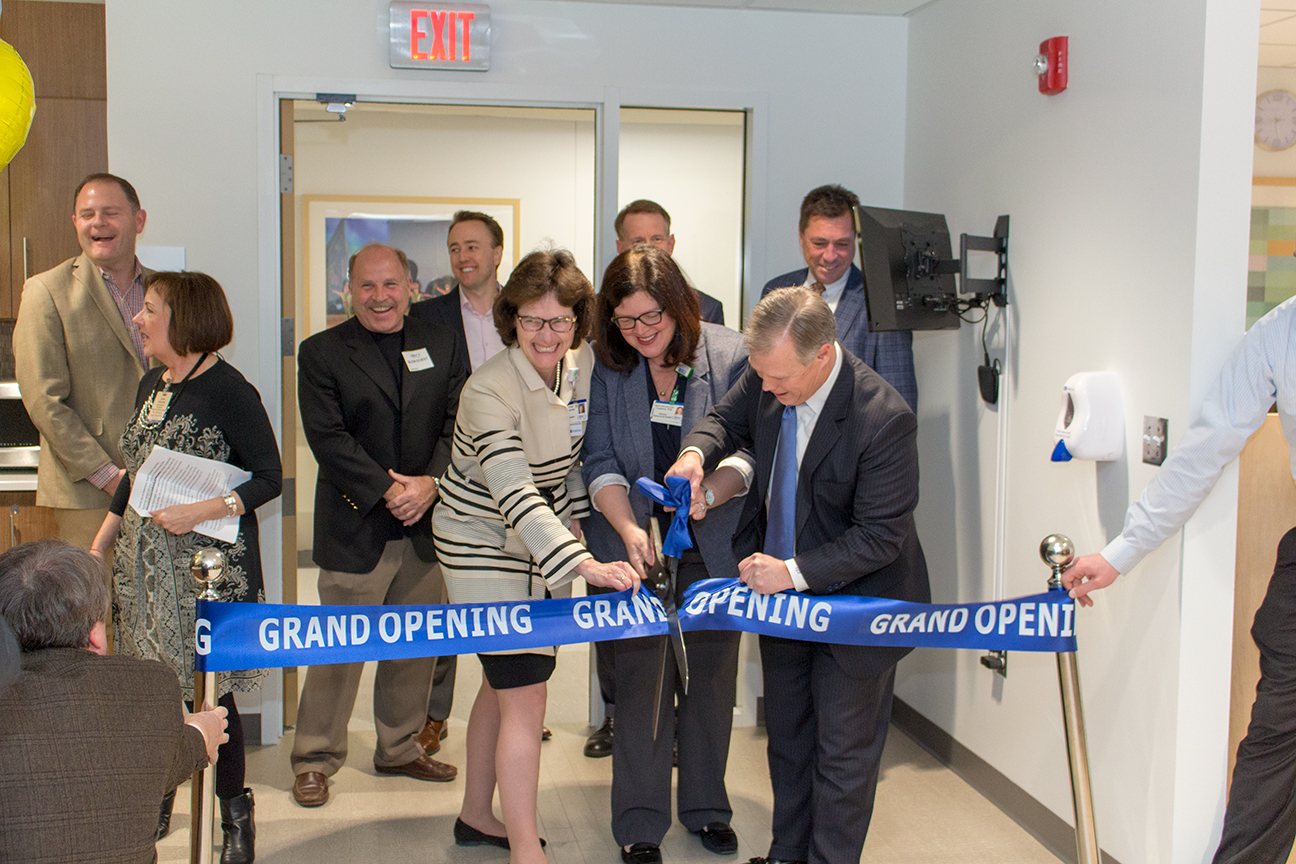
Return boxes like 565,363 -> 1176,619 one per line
1143,416 -> 1168,466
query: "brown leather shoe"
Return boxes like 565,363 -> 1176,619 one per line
374,753 -> 458,782
416,718 -> 447,755
291,771 -> 329,807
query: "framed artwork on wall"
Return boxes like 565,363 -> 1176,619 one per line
301,195 -> 520,334
1250,178 -> 1296,329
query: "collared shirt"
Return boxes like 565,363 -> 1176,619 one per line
460,287 -> 506,371
774,342 -> 844,591
804,271 -> 850,314
1102,295 -> 1296,574
101,259 -> 147,371
88,258 -> 146,490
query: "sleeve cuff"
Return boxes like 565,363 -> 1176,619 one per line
786,557 -> 810,592
1100,536 -> 1141,576
588,473 -> 630,510
715,455 -> 754,494
88,462 -> 119,490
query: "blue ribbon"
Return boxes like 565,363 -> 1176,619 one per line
194,579 -> 1077,673
633,476 -> 693,558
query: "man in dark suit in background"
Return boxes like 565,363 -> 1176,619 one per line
617,199 -> 726,326
762,184 -> 918,412
0,539 -> 226,864
290,243 -> 468,808
410,210 -> 507,370
668,286 -> 929,864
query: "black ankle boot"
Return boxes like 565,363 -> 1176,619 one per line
156,789 -> 177,840
219,787 -> 255,864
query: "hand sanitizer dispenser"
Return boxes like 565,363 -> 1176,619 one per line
1051,371 -> 1123,462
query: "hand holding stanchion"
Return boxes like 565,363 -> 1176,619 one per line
1041,534 -> 1100,864
189,548 -> 226,864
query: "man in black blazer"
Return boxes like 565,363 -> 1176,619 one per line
668,286 -> 929,864
290,243 -> 468,808
409,210 -> 507,371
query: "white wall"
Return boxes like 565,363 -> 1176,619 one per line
901,1 -> 1258,862
102,0 -> 908,740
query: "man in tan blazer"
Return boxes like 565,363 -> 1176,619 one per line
13,173 -> 152,549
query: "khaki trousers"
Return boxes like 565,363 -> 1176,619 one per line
290,537 -> 445,777
55,507 -> 113,649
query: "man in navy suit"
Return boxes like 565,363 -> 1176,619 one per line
762,185 -> 917,412
668,286 -> 929,864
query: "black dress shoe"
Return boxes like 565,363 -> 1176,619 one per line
454,817 -> 546,849
584,716 -> 613,758
697,823 -> 738,855
622,843 -> 662,864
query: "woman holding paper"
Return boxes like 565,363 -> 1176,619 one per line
582,245 -> 751,863
90,270 -> 280,864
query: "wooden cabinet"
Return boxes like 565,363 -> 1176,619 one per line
0,490 -> 56,551
0,1 -> 108,317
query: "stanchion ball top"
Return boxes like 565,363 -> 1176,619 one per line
1039,534 -> 1074,570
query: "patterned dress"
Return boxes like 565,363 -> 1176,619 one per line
110,359 -> 281,700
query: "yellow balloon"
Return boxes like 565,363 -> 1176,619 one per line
0,40 -> 34,169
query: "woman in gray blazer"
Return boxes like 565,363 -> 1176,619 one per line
583,246 -> 751,864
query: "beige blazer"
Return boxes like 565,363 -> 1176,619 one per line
13,254 -> 150,509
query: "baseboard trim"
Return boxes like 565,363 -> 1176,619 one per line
890,698 -> 1121,864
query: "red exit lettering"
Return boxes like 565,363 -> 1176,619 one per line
408,9 -> 477,63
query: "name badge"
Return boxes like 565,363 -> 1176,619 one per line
145,391 -> 173,425
568,399 -> 587,436
650,400 -> 684,427
402,348 -> 434,372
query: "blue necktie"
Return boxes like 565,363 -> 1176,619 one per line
764,405 -> 798,560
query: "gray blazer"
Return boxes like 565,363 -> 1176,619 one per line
582,323 -> 750,584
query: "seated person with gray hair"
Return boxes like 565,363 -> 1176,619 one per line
0,539 -> 227,864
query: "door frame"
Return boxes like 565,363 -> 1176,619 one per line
257,74 -> 770,740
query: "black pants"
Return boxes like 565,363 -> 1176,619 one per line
186,691 -> 245,800
589,583 -> 616,713
1214,527 -> 1296,863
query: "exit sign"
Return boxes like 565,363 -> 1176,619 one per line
390,2 -> 490,71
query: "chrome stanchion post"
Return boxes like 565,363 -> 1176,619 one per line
189,548 -> 226,864
1040,534 -> 1100,864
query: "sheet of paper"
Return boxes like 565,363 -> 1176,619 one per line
128,445 -> 251,543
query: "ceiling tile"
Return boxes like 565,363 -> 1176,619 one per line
1264,0 -> 1296,9
1263,14 -> 1296,44
1262,10 -> 1296,25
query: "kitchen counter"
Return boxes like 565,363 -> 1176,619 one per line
0,472 -> 38,492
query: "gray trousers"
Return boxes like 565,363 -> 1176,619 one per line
291,538 -> 444,776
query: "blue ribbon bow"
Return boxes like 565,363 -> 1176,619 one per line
634,476 -> 694,558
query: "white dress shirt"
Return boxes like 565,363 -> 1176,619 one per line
775,342 -> 844,591
459,287 -> 506,371
804,271 -> 850,315
1102,295 -> 1296,574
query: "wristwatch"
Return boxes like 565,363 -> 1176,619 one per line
700,484 -> 715,512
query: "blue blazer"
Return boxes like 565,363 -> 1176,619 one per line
763,264 -> 917,412
582,323 -> 750,586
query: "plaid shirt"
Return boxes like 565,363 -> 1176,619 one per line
100,260 -> 147,372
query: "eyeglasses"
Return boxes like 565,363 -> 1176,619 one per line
611,309 -> 664,330
516,315 -> 576,333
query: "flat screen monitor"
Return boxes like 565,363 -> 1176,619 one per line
856,206 -> 961,332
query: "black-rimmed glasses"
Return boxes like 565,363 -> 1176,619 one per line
611,309 -> 664,330
516,315 -> 576,333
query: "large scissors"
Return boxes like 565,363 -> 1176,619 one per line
646,516 -> 689,741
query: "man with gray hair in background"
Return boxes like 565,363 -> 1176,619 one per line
667,286 -> 929,864
0,539 -> 227,863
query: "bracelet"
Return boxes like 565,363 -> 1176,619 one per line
222,493 -> 238,517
